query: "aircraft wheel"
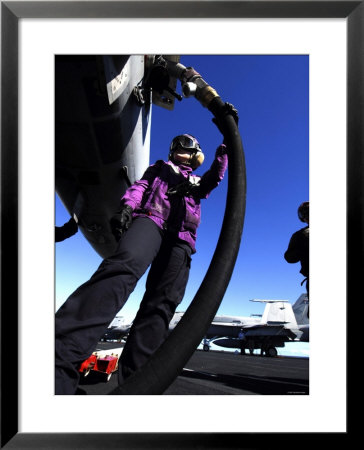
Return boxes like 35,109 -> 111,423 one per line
203,344 -> 210,352
266,347 -> 278,357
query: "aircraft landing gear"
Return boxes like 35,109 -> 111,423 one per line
260,345 -> 278,357
266,347 -> 278,357
203,338 -> 211,352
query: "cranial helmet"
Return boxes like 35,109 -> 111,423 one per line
169,134 -> 205,169
298,201 -> 309,223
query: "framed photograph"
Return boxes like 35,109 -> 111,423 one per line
2,1 -> 358,447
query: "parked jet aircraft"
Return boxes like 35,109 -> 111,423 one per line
169,294 -> 309,357
100,316 -> 132,342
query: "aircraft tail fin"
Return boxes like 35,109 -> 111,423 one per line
292,294 -> 309,325
259,301 -> 298,327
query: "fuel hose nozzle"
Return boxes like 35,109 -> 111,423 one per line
164,59 -> 239,141
165,61 -> 220,109
182,67 -> 220,108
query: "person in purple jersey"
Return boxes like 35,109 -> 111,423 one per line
55,133 -> 229,394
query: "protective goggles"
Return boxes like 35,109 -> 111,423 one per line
170,135 -> 201,153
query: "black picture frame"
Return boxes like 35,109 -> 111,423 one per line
1,1 -> 358,448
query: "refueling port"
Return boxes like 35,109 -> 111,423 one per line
145,58 -> 182,101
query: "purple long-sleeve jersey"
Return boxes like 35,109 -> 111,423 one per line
121,144 -> 228,252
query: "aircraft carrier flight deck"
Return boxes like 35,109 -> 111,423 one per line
78,342 -> 309,395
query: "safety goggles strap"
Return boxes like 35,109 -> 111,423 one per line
170,135 -> 199,152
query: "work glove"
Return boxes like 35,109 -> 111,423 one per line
212,102 -> 239,141
64,217 -> 78,235
110,205 -> 133,241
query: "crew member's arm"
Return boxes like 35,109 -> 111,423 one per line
120,162 -> 161,210
284,232 -> 301,263
196,145 -> 228,199
284,228 -> 308,263
110,162 -> 161,239
55,217 -> 78,242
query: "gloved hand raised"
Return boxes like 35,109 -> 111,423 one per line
212,102 -> 239,139
110,205 -> 133,241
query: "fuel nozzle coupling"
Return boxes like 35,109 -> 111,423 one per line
181,66 -> 220,108
164,60 -> 220,108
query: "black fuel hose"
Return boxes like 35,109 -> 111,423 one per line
110,97 -> 246,395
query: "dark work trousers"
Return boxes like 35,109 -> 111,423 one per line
55,217 -> 192,394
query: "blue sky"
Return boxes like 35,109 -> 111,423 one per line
56,55 -> 309,357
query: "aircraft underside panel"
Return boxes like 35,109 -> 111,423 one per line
205,323 -> 244,339
55,55 -> 151,257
